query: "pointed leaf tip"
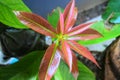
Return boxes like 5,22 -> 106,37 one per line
67,22 -> 94,36
68,40 -> 99,67
61,40 -> 72,71
64,0 -> 77,32
72,53 -> 79,80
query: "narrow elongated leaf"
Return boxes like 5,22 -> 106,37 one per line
64,0 -> 77,31
14,11 -> 56,37
68,34 -> 101,41
66,7 -> 78,32
57,13 -> 64,34
68,28 -> 102,41
68,40 -> 99,67
61,40 -> 72,71
67,22 -> 93,36
71,53 -> 79,80
63,0 -> 72,21
46,51 -> 61,80
39,43 -> 57,80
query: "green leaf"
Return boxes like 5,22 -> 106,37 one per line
0,51 -> 44,80
102,0 -> 120,23
54,60 -> 95,80
0,0 -> 31,29
78,21 -> 120,45
77,61 -> 95,80
47,7 -> 63,28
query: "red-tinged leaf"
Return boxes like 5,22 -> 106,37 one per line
68,34 -> 101,41
56,20 -> 60,34
80,28 -> 102,35
67,22 -> 93,36
63,0 -> 72,21
66,7 -> 78,32
14,11 -> 56,37
39,43 -> 57,80
57,13 -> 64,34
68,40 -> 99,67
61,40 -> 72,71
64,0 -> 76,31
68,28 -> 102,40
72,53 -> 79,80
46,50 -> 61,80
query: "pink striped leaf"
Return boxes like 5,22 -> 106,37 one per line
63,0 -> 77,32
39,43 -> 58,80
68,34 -> 101,41
68,40 -> 99,67
46,50 -> 61,80
72,53 -> 79,80
68,28 -> 102,40
14,11 -> 56,37
61,40 -> 73,71
65,7 -> 78,32
57,13 -> 64,34
67,22 -> 93,36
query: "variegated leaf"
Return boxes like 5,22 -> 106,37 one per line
61,40 -> 73,71
39,43 -> 57,80
68,40 -> 99,67
14,11 -> 56,37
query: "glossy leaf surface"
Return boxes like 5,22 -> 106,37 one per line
0,0 -> 31,28
64,0 -> 77,32
68,40 -> 99,67
57,13 -> 64,34
14,11 -> 56,37
47,51 -> 61,80
67,22 -> 93,36
39,44 -> 58,80
61,40 -> 72,71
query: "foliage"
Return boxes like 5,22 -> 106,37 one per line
54,60 -> 95,80
48,8 -> 120,45
0,50 -> 95,80
14,0 -> 102,79
0,51 -> 44,80
1,0 -> 120,80
78,21 -> 120,45
0,0 -> 31,29
102,0 -> 120,23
